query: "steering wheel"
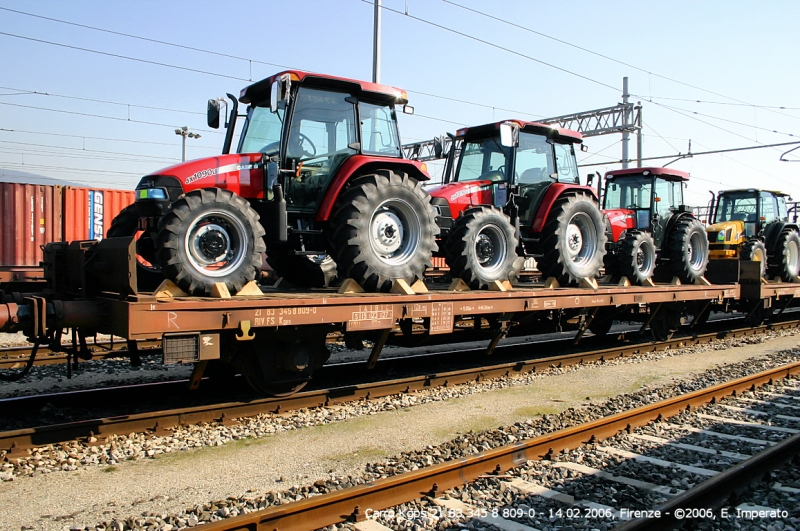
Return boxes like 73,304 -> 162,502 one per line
626,204 -> 639,210
297,132 -> 317,158
261,141 -> 280,156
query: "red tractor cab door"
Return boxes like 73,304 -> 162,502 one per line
603,175 -> 653,242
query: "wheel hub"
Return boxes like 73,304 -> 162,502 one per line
565,224 -> 584,257
371,210 -> 405,256
193,223 -> 231,263
476,234 -> 495,265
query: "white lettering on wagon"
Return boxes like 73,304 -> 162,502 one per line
167,312 -> 179,329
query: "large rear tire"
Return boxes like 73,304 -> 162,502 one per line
666,218 -> 709,283
331,171 -> 439,292
107,204 -> 164,291
157,188 -> 265,296
741,239 -> 767,277
537,192 -> 607,285
769,229 -> 800,282
445,206 -> 521,289
618,230 -> 656,284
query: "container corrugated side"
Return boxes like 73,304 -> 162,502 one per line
62,187 -> 135,242
0,182 -> 62,267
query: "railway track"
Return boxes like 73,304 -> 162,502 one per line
2,319 -> 797,459
182,362 -> 800,531
0,338 -> 161,369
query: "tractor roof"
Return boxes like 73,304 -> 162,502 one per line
604,167 -> 690,182
456,120 -> 583,144
239,70 -> 408,106
719,188 -> 790,197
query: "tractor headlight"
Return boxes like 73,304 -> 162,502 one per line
717,231 -> 725,242
136,188 -> 168,200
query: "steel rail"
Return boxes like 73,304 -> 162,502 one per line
0,339 -> 161,369
188,362 -> 800,531
615,430 -> 800,530
1,320 -> 796,454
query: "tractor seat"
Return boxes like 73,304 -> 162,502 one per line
520,168 -> 548,184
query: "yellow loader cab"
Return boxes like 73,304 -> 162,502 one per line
706,189 -> 800,281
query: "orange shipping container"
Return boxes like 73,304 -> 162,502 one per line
0,182 -> 135,267
62,186 -> 135,242
0,182 -> 62,267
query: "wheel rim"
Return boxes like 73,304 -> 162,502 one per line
687,231 -> 706,271
564,212 -> 597,266
184,210 -> 248,277
369,198 -> 421,266
473,223 -> 507,274
636,240 -> 655,275
787,239 -> 799,273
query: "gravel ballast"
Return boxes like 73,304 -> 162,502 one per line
1,328 -> 799,530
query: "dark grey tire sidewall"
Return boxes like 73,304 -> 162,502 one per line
539,193 -> 606,283
159,190 -> 264,295
668,219 -> 708,283
332,173 -> 438,292
446,206 -> 520,289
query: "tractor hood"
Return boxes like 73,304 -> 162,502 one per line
706,220 -> 745,244
427,180 -> 495,220
604,208 -> 637,242
139,153 -> 266,199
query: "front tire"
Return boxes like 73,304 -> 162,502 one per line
445,206 -> 521,289
741,239 -> 767,277
666,218 -> 709,283
537,192 -> 607,285
157,188 -> 265,295
769,229 -> 800,282
618,231 -> 656,284
331,171 -> 439,292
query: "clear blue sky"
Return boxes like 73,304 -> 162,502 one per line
1,0 -> 799,207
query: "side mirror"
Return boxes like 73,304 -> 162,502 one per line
580,144 -> 588,152
499,122 -> 518,148
586,173 -> 594,187
207,99 -> 221,129
270,74 -> 291,113
403,104 -> 415,115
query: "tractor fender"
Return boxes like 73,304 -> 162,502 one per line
764,221 -> 800,252
315,155 -> 430,222
529,183 -> 598,234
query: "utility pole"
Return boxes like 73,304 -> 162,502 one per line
621,77 -> 630,169
372,0 -> 381,83
174,126 -> 201,162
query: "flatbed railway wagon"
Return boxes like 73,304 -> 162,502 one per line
1,235 -> 798,395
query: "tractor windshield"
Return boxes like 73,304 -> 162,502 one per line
716,192 -> 758,237
238,106 -> 284,155
604,176 -> 653,230
457,136 -> 511,182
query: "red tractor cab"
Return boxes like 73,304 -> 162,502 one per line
426,120 -> 607,288
602,167 -> 708,284
116,70 -> 439,295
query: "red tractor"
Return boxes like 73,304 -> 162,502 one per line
601,167 -> 709,284
426,120 -> 607,288
111,70 -> 439,295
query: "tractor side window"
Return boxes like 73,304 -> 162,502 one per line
604,177 -> 651,211
553,143 -> 579,183
239,106 -> 283,155
284,88 -> 357,212
654,178 -> 679,220
457,138 -> 510,182
515,133 -> 555,225
760,192 -> 778,223
777,196 -> 789,220
359,102 -> 401,156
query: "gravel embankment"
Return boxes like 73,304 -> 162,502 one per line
1,328 -> 798,530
